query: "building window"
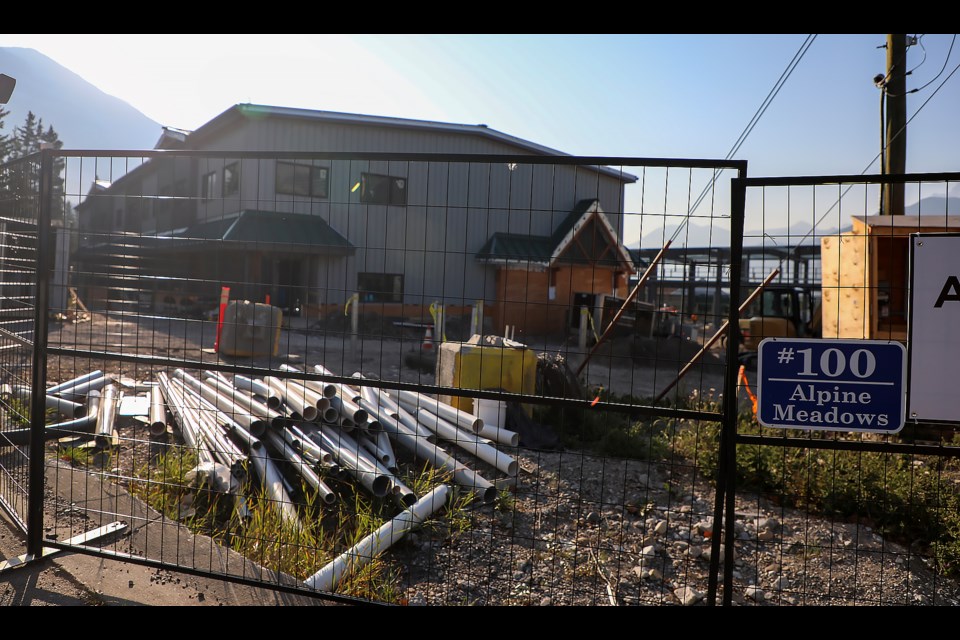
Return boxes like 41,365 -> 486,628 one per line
358,273 -> 403,303
223,162 -> 240,196
277,162 -> 328,198
360,173 -> 406,206
202,171 -> 217,200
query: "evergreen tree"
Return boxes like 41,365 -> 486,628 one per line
1,111 -> 67,220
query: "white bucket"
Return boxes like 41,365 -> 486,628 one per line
474,398 -> 506,429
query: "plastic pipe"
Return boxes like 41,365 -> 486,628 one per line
46,370 -> 103,395
233,375 -> 273,402
376,410 -> 495,504
263,430 -> 336,505
306,426 -> 391,497
0,391 -> 101,448
95,383 -> 118,449
280,424 -> 333,465
416,409 -> 518,476
174,369 -> 268,436
52,374 -> 113,402
148,385 -> 168,436
264,376 -> 318,423
156,372 -> 216,467
392,389 -> 483,434
203,375 -> 284,427
247,439 -> 299,525
280,364 -> 337,399
304,484 -> 449,592
173,380 -> 248,474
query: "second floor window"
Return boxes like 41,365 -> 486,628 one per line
277,162 -> 328,198
360,173 -> 406,206
223,162 -> 240,196
202,171 -> 217,200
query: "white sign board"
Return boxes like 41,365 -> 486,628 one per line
909,234 -> 960,421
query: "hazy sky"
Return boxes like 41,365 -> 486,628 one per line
5,34 -> 957,176
3,34 -> 958,240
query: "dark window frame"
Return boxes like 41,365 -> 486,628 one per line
360,172 -> 407,206
276,161 -> 329,198
223,162 -> 240,197
358,272 -> 404,303
201,170 -> 217,200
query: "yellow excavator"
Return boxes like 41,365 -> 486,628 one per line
737,285 -> 821,368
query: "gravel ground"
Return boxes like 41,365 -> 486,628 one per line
17,310 -> 959,605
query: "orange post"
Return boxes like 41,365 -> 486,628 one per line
215,286 -> 230,352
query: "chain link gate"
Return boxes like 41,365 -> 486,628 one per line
1,148 -> 746,605
718,171 -> 960,605
0,154 -> 43,543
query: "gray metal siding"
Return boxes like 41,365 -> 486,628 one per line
169,117 -> 630,306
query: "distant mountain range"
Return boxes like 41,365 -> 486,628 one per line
0,47 -> 160,150
638,196 -> 960,248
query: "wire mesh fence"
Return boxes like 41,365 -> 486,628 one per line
0,149 -> 747,604
0,154 -> 40,533
5,147 -> 960,606
725,172 -> 960,605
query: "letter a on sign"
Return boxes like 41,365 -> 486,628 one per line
910,234 -> 960,421
934,275 -> 960,307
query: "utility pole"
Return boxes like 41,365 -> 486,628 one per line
882,34 -> 907,216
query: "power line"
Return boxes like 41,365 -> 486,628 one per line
789,55 -> 960,259
668,35 -> 818,244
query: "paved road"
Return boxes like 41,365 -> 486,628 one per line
0,463 -> 327,606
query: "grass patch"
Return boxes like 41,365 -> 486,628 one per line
670,407 -> 960,577
129,445 -> 472,602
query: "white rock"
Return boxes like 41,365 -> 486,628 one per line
745,585 -> 765,601
646,567 -> 663,581
641,544 -> 657,558
654,519 -> 669,535
674,586 -> 704,606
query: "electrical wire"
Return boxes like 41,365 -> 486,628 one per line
909,34 -> 956,94
785,56 -> 960,262
668,34 -> 818,244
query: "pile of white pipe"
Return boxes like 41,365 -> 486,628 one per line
4,364 -> 521,568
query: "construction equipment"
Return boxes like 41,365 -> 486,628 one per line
737,284 -> 821,368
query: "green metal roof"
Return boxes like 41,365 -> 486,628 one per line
475,233 -> 555,263
477,199 -> 632,269
165,210 -> 355,253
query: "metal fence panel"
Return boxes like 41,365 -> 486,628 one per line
728,173 -> 960,605
0,155 -> 40,535
4,150 -> 744,605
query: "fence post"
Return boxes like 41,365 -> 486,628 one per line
27,149 -> 54,558
578,306 -> 588,350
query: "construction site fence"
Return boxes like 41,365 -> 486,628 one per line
6,149 -> 958,605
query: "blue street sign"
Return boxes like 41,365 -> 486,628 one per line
756,338 -> 906,433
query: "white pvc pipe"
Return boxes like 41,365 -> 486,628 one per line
52,374 -> 113,402
248,440 -> 300,526
173,369 -> 269,436
95,383 -> 118,448
149,385 -> 167,436
304,484 -> 450,592
203,376 -> 283,426
46,370 -> 104,395
233,375 -> 274,402
416,409 -> 518,477
376,410 -> 495,504
392,389 -> 484,434
264,376 -> 319,423
263,430 -> 336,505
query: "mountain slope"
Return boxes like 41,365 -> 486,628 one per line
0,47 -> 160,150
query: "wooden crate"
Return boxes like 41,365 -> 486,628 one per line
821,215 -> 960,340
